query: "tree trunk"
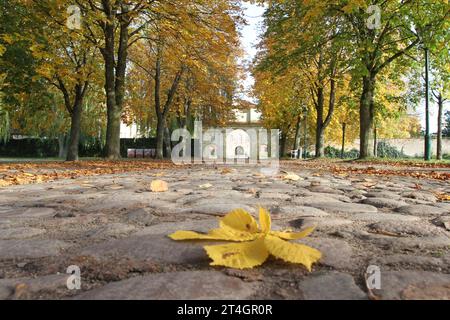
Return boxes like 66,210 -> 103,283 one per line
373,125 -> 377,158
315,124 -> 325,158
102,9 -> 130,160
303,108 -> 308,159
58,134 -> 68,159
359,75 -> 376,159
56,79 -> 88,161
156,116 -> 165,160
314,77 -> 336,158
314,87 -> 325,158
293,116 -> 301,151
153,51 -> 184,159
102,22 -> 120,159
341,123 -> 346,159
104,103 -> 121,159
164,124 -> 172,158
437,93 -> 443,160
66,99 -> 83,161
154,51 -> 164,160
280,134 -> 287,158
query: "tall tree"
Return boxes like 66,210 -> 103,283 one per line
127,0 -> 241,158
253,65 -> 309,157
254,0 -> 449,159
338,0 -> 449,158
75,0 -> 153,159
254,1 -> 351,157
24,0 -> 100,161
433,80 -> 449,160
0,0 -> 54,137
430,26 -> 450,160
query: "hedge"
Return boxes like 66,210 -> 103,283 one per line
0,138 -> 158,158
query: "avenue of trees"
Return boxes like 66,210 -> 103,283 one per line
252,0 -> 449,159
0,0 -> 449,161
0,0 -> 242,160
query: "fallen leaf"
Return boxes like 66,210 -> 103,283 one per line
109,185 -> 124,190
283,172 -> 301,181
22,173 -> 35,177
435,192 -> 450,202
151,180 -> 168,192
367,230 -> 404,237
80,184 -> 96,188
221,168 -> 233,174
253,173 -> 265,178
169,207 -> 321,270
13,283 -> 29,300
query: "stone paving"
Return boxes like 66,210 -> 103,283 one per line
0,164 -> 449,300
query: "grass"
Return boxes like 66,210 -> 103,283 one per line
284,156 -> 450,168
2,156 -> 450,166
0,157 -> 102,163
352,157 -> 450,165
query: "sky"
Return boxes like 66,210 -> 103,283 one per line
239,2 -> 265,103
415,101 -> 449,134
238,2 -> 448,133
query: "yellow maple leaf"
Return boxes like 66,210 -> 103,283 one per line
259,207 -> 271,234
169,207 -> 322,271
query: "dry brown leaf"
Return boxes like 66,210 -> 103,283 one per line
435,192 -> 450,202
368,230 -> 404,237
13,283 -> 30,300
401,284 -> 450,300
283,172 -> 301,181
22,173 -> 35,177
109,185 -> 124,190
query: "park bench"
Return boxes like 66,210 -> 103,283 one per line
127,149 -> 156,159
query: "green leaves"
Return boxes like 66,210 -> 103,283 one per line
0,107 -> 9,143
